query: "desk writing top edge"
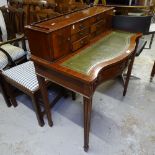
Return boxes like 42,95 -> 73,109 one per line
32,31 -> 141,83
25,6 -> 114,33
61,31 -> 134,75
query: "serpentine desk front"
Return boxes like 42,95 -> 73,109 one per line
31,30 -> 140,151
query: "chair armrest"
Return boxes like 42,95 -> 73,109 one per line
136,39 -> 147,56
0,34 -> 26,46
144,31 -> 155,35
0,47 -> 16,67
144,23 -> 155,35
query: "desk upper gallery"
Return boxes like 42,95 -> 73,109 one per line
25,5 -> 141,151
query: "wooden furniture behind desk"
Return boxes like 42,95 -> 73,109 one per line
9,0 -> 88,24
106,4 -> 153,15
25,6 -> 141,151
9,0 -> 58,24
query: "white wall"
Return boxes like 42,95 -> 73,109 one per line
0,0 -> 7,6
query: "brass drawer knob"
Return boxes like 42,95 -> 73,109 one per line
80,40 -> 85,45
79,24 -> 83,29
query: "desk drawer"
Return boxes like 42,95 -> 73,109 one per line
96,13 -> 105,21
90,13 -> 105,24
72,35 -> 89,52
71,28 -> 89,42
71,19 -> 90,34
97,61 -> 128,83
90,19 -> 106,33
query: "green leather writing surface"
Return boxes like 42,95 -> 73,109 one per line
62,31 -> 134,75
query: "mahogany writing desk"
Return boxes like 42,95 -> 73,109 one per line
25,6 -> 141,151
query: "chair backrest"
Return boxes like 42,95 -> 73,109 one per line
112,15 -> 152,33
0,8 -> 7,41
0,6 -> 16,40
0,27 -> 2,41
0,6 -> 25,40
10,7 -> 25,34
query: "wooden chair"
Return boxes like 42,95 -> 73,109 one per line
0,6 -> 27,69
0,7 -> 28,108
112,15 -> 152,95
144,23 -> 155,49
2,61 -> 64,126
31,8 -> 61,22
55,0 -> 87,13
112,13 -> 155,50
0,6 -> 25,39
112,15 -> 152,57
9,0 -> 57,24
150,61 -> 155,82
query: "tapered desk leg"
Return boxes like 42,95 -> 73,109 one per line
37,75 -> 53,127
150,61 -> 155,82
83,96 -> 92,152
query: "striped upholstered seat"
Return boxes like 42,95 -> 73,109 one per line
0,50 -> 8,69
2,60 -> 46,126
2,60 -> 71,126
0,43 -> 26,70
2,61 -> 38,92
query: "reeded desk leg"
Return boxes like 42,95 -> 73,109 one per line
83,97 -> 92,152
37,75 -> 53,127
150,61 -> 155,82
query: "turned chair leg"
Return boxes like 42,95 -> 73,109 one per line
31,93 -> 45,127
